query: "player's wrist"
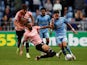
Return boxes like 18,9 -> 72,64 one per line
72,28 -> 75,31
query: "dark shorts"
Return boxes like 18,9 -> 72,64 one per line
35,44 -> 45,52
16,30 -> 25,40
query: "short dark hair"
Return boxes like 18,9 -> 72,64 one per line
40,7 -> 46,11
53,10 -> 59,14
22,4 -> 28,10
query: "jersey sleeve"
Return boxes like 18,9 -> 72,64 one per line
28,11 -> 32,16
24,11 -> 32,22
64,17 -> 69,24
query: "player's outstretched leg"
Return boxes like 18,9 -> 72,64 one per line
35,50 -> 56,60
65,45 -> 72,54
26,42 -> 31,59
35,44 -> 56,60
56,50 -> 62,58
16,30 -> 25,55
16,39 -> 21,55
71,53 -> 76,60
65,45 -> 76,60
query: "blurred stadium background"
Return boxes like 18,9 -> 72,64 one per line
0,0 -> 87,65
0,0 -> 87,31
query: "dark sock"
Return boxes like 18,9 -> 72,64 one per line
40,54 -> 49,58
26,42 -> 29,53
46,41 -> 49,45
40,49 -> 56,58
62,48 -> 66,55
65,45 -> 72,54
18,39 -> 21,48
48,49 -> 56,57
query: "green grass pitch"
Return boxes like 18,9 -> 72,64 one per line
0,46 -> 87,65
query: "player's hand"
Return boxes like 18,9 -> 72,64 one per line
72,28 -> 78,34
50,18 -> 55,29
49,25 -> 52,29
73,31 -> 78,34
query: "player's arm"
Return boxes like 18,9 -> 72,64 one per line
66,23 -> 77,34
50,18 -> 55,30
35,26 -> 51,30
39,16 -> 52,29
30,14 -> 34,25
14,20 -> 23,29
14,12 -> 23,28
14,20 -> 20,27
40,25 -> 51,29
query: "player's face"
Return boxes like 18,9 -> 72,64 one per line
22,9 -> 27,15
27,23 -> 32,30
41,10 -> 46,15
54,13 -> 59,19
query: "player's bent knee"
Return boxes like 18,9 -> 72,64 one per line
42,44 -> 50,51
63,42 -> 67,47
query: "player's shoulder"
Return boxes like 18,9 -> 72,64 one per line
15,10 -> 22,19
59,17 -> 68,23
46,15 -> 50,17
26,11 -> 32,15
59,17 -> 66,20
18,10 -> 23,14
46,14 -> 50,16
15,10 -> 22,15
37,15 -> 41,18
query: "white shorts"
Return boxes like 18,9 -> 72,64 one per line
56,36 -> 67,45
39,31 -> 49,38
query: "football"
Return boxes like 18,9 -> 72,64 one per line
65,54 -> 73,61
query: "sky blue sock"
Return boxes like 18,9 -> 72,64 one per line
65,45 -> 72,54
